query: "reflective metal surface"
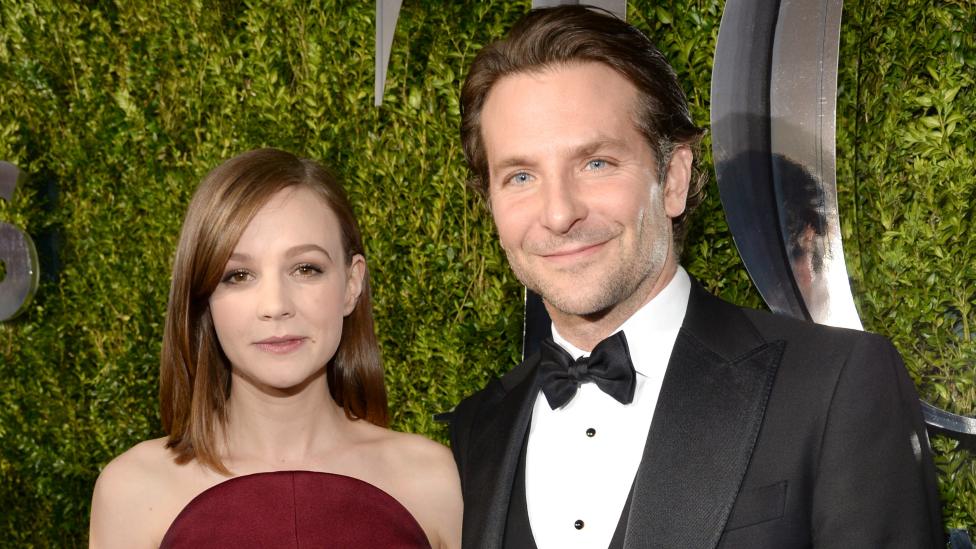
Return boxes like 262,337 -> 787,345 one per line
711,0 -> 976,445
0,162 -> 38,320
374,0 -> 402,107
0,223 -> 38,320
924,401 -> 976,452
711,0 -> 809,321
769,0 -> 859,329
0,161 -> 25,202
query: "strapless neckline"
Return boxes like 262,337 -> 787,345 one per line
160,470 -> 431,548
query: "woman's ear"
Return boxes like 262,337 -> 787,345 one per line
343,254 -> 366,316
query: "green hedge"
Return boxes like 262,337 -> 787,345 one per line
0,0 -> 972,545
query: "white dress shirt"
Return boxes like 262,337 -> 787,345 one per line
525,267 -> 691,548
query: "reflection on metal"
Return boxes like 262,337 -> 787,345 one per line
769,0 -> 859,329
0,162 -> 39,320
0,161 -> 24,202
711,0 -> 808,322
0,224 -> 38,319
531,0 -> 627,21
924,402 -> 976,452
712,0 -> 976,445
374,0 -> 402,107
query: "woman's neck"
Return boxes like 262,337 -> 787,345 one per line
220,370 -> 353,470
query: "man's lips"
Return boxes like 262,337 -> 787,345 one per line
540,240 -> 606,262
254,336 -> 307,354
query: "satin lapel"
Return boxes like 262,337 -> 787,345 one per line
624,284 -> 784,549
462,360 -> 540,549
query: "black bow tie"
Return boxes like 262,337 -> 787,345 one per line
538,331 -> 637,410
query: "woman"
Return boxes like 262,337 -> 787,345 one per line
90,149 -> 461,548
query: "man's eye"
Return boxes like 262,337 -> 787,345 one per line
586,159 -> 608,170
508,172 -> 533,186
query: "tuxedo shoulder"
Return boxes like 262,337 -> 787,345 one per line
453,355 -> 537,415
728,302 -> 906,389
735,301 -> 894,349
687,287 -> 898,370
451,378 -> 500,428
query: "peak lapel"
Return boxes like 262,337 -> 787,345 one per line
624,284 -> 785,549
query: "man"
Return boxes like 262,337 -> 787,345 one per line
449,5 -> 943,549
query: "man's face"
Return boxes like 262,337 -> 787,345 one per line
480,62 -> 690,322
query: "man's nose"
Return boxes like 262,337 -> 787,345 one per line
541,173 -> 587,234
257,276 -> 295,320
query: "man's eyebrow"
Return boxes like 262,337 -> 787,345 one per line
492,139 -> 631,173
491,155 -> 536,174
569,138 -> 629,158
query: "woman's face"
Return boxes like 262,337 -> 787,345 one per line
208,186 -> 365,394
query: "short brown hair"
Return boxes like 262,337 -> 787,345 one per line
460,5 -> 706,251
159,148 -> 388,473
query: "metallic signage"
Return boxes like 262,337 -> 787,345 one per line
0,161 -> 39,321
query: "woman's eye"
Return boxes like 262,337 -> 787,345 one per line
294,263 -> 323,277
222,269 -> 252,284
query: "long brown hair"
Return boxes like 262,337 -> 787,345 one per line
159,148 -> 388,474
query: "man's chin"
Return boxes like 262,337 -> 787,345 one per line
537,288 -> 617,319
513,266 -> 618,314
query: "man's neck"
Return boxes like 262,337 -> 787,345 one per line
549,260 -> 679,351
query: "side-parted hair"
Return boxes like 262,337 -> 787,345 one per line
159,148 -> 388,474
460,5 -> 707,252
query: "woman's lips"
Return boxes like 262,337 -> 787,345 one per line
254,336 -> 306,354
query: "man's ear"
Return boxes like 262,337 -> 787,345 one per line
343,254 -> 367,316
662,145 -> 693,219
481,175 -> 494,215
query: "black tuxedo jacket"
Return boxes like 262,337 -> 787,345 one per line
450,282 -> 944,548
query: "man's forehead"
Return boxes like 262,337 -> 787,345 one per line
488,60 -> 628,96
483,63 -> 636,120
480,63 -> 644,164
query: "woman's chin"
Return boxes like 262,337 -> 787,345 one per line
232,367 -> 328,397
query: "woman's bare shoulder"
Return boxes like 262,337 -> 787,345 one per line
93,437 -> 173,503
354,426 -> 457,484
373,429 -> 462,549
107,437 -> 174,471
385,430 -> 455,472
89,437 -> 184,549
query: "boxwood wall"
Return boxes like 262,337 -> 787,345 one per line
0,0 -> 973,544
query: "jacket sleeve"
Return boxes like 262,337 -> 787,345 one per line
811,332 -> 944,548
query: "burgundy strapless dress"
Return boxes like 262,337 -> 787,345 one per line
159,471 -> 431,548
